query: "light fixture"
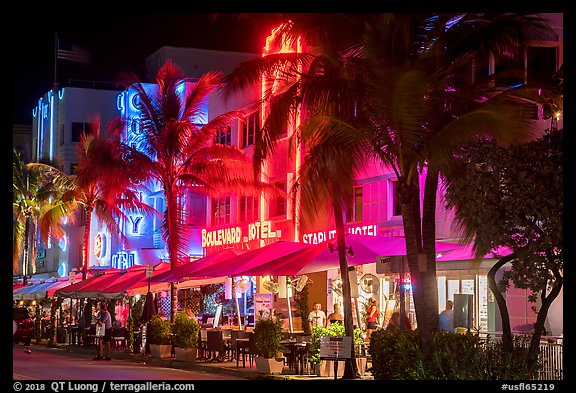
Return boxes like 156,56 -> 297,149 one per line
328,242 -> 354,256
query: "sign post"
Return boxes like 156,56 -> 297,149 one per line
319,336 -> 352,380
146,264 -> 153,292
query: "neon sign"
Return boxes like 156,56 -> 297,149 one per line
129,215 -> 143,234
112,251 -> 136,269
93,232 -> 107,260
201,220 -> 279,248
301,224 -> 378,244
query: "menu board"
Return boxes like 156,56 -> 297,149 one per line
320,336 -> 352,360
254,293 -> 273,319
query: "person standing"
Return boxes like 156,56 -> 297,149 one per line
365,298 -> 379,340
308,302 -> 326,331
327,303 -> 344,326
93,302 -> 112,361
439,300 -> 454,332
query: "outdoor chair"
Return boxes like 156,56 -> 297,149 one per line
206,329 -> 225,362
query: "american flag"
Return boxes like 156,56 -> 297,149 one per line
57,40 -> 90,64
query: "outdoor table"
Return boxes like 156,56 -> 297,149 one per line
280,339 -> 307,373
235,338 -> 250,368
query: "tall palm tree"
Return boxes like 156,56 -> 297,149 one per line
225,12 -> 551,368
28,128 -> 153,280
354,13 -> 550,363
224,14 -> 368,379
13,149 -> 73,277
110,61 -> 269,319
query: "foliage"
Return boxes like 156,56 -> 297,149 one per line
442,128 -> 563,366
293,284 -> 310,334
253,315 -> 284,358
13,149 -> 73,275
148,315 -> 172,345
309,322 -> 364,365
172,311 -> 200,348
368,329 -> 535,380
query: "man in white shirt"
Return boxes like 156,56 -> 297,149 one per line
308,302 -> 327,331
439,300 -> 454,332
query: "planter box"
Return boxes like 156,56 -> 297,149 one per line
315,357 -> 367,377
254,356 -> 285,374
150,344 -> 172,359
174,347 -> 197,362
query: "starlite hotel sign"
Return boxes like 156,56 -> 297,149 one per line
201,220 -> 281,248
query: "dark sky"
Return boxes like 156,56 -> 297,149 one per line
11,13 -> 278,125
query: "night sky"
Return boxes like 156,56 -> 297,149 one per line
11,13 -> 278,125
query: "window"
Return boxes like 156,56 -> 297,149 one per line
390,180 -> 402,217
270,182 -> 286,218
239,196 -> 259,223
346,187 -> 363,223
212,197 -> 231,226
216,124 -> 232,146
60,124 -> 65,146
71,122 -> 94,142
241,111 -> 260,148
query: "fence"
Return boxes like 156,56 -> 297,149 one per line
479,332 -> 563,380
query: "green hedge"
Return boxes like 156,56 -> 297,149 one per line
368,329 -> 535,380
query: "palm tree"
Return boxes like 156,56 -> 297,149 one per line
225,12 -> 551,368
224,14 -> 368,379
28,128 -> 153,280
354,13 -> 551,363
13,149 -> 73,278
110,61 -> 268,320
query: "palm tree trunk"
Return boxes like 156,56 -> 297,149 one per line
165,184 -> 179,321
332,196 -> 358,379
82,207 -> 93,280
23,215 -> 31,278
487,254 -> 515,353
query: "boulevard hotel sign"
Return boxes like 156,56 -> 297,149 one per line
201,220 -> 282,248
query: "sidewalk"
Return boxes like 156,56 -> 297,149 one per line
30,342 -> 373,381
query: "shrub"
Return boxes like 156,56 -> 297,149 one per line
148,315 -> 172,345
172,311 -> 200,348
309,322 -> 364,366
368,329 -> 536,380
253,315 -> 283,358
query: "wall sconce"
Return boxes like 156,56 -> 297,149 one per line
328,242 -> 354,256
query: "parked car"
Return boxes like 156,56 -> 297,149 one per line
13,307 -> 34,346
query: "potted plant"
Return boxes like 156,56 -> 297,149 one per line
148,315 -> 172,358
172,311 -> 200,362
309,322 -> 366,377
253,314 -> 284,374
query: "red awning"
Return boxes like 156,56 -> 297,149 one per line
211,235 -> 462,277
54,270 -> 131,299
150,248 -> 246,283
99,263 -> 171,299
186,241 -> 313,278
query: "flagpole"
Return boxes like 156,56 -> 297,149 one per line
53,32 -> 59,90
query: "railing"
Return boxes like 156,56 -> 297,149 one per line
478,332 -> 563,380
538,341 -> 563,380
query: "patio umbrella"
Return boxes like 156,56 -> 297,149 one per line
141,291 -> 157,324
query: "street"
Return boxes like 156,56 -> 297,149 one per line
13,345 -> 246,381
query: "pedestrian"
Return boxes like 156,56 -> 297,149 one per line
387,311 -> 411,331
327,303 -> 344,326
308,302 -> 326,330
439,300 -> 454,332
365,298 -> 379,340
93,302 -> 112,361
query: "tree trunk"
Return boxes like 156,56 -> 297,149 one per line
332,196 -> 358,379
487,254 -> 516,353
82,207 -> 93,280
23,215 -> 31,278
165,184 -> 180,321
527,266 -> 562,373
399,178 -> 437,363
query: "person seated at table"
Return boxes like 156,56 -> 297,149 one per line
327,303 -> 344,326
